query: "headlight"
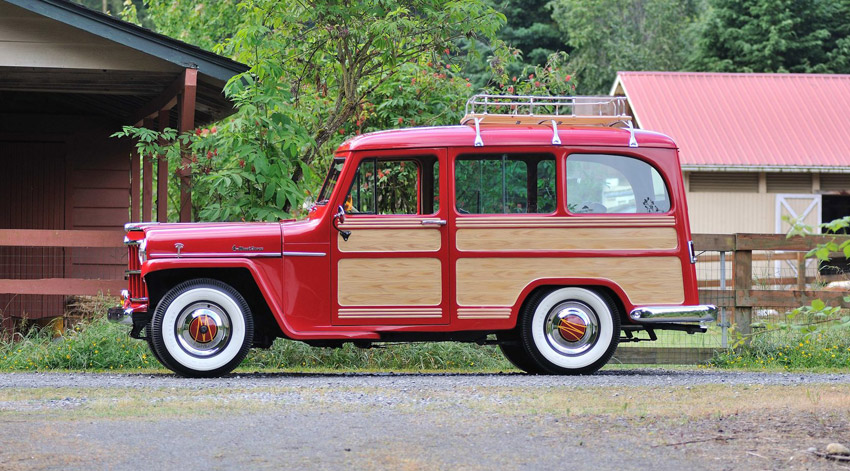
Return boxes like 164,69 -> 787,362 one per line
139,239 -> 148,264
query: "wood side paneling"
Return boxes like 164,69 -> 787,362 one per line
456,257 -> 684,307
338,258 -> 442,306
456,216 -> 675,228
338,228 -> 441,252
456,227 -> 678,251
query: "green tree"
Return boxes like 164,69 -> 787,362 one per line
118,0 -> 509,221
690,0 -> 850,73
461,0 -> 570,86
550,0 -> 702,94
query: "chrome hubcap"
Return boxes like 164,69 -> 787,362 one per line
175,302 -> 231,357
544,301 -> 599,355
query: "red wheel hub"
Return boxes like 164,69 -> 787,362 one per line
557,314 -> 587,342
188,315 -> 218,344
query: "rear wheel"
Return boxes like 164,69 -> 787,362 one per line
149,278 -> 254,377
498,340 -> 544,374
519,287 -> 620,375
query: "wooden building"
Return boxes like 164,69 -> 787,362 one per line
612,72 -> 850,282
612,72 -> 850,236
0,0 -> 247,331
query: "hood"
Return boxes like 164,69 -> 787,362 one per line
140,222 -> 282,259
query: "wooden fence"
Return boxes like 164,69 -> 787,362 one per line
615,233 -> 850,364
2,230 -> 848,363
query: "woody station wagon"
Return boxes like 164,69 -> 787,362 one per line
109,95 -> 717,377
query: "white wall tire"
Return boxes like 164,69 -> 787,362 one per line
520,287 -> 620,375
150,279 -> 254,378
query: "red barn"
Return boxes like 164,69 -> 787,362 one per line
0,0 -> 247,332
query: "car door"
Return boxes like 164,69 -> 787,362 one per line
330,148 -> 449,325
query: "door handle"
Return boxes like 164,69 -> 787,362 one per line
421,219 -> 447,226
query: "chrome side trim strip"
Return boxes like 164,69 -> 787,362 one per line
630,305 -> 717,324
283,251 -> 327,257
149,252 -> 283,259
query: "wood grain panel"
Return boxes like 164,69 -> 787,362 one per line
338,308 -> 442,318
456,216 -> 675,229
456,257 -> 684,307
338,258 -> 442,306
338,229 -> 441,252
457,227 -> 677,251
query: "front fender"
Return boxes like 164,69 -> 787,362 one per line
142,258 -> 291,335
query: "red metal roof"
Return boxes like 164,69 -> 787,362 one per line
337,125 -> 676,153
614,72 -> 850,169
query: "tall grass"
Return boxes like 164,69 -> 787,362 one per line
708,329 -> 850,370
0,316 -> 513,372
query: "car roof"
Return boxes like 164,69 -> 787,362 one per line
336,125 -> 677,153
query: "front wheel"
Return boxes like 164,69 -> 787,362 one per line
149,279 -> 254,377
519,287 -> 620,375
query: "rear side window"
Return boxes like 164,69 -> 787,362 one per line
567,154 -> 670,214
455,153 -> 555,214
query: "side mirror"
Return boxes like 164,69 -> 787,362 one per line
333,205 -> 351,241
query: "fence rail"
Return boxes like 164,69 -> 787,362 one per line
0,229 -> 125,297
693,233 -> 850,337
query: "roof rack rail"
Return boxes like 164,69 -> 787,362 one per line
460,94 -> 636,147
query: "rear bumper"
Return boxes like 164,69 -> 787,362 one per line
629,304 -> 717,324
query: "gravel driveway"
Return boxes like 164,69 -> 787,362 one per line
1,369 -> 849,470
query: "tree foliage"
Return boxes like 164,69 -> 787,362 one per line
689,0 -> 850,73
118,0 -> 513,220
549,0 -> 702,94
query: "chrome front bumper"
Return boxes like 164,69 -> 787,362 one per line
629,305 -> 717,324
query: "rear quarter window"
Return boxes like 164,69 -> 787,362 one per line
567,154 -> 671,214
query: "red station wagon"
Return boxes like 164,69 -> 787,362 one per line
109,95 -> 716,377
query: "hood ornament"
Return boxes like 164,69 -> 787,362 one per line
174,243 -> 184,257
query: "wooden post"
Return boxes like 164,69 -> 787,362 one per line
157,109 -> 169,223
177,68 -> 197,222
733,239 -> 752,338
130,147 -> 140,222
796,252 -> 807,291
142,117 -> 154,222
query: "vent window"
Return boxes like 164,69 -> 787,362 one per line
689,172 -> 758,193
820,174 -> 850,192
766,173 -> 812,193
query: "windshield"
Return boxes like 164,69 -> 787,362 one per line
316,158 -> 345,205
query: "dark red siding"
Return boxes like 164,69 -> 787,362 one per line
0,140 -> 66,325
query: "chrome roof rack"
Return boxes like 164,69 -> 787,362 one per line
460,94 -> 636,147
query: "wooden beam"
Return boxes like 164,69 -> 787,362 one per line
130,146 -> 140,222
612,347 -> 718,365
157,109 -> 169,223
698,289 -> 734,308
128,71 -> 185,126
178,68 -> 197,222
142,117 -> 154,222
735,233 -> 850,251
0,278 -> 126,296
0,230 -> 124,248
737,289 -> 850,308
692,234 -> 735,252
734,249 -> 752,336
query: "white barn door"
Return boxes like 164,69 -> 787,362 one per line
775,194 -> 821,278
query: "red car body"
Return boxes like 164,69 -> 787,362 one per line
113,119 -> 715,377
